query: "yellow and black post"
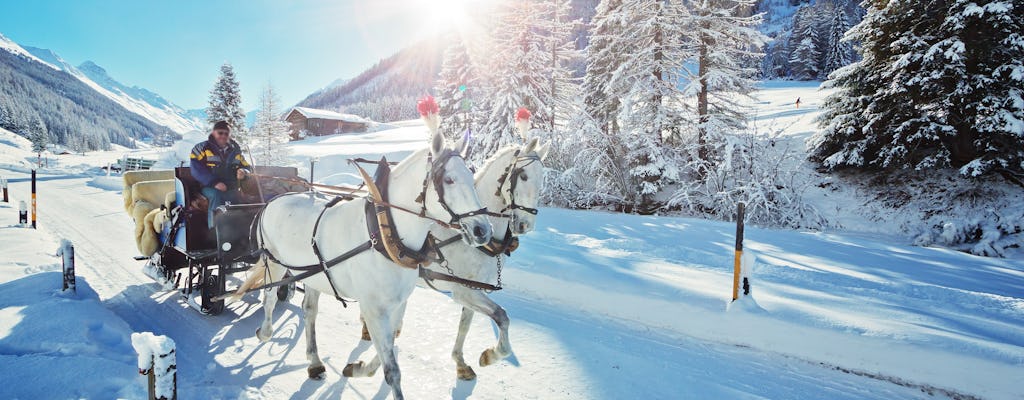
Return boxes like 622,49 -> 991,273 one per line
732,202 -> 745,301
31,169 -> 37,229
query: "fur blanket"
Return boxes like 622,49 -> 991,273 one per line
122,170 -> 173,212
124,177 -> 175,257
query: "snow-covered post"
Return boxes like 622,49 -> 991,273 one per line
732,202 -> 748,301
58,239 -> 75,293
18,200 -> 27,225
1,175 -> 8,202
131,332 -> 177,400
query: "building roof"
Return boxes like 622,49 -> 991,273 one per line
288,107 -> 369,124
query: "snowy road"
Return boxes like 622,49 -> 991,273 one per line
1,171 -> 952,399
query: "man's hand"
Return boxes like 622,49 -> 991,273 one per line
237,169 -> 248,180
214,182 -> 227,192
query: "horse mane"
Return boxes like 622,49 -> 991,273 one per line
475,145 -> 520,183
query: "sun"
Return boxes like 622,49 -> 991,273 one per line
413,0 -> 478,35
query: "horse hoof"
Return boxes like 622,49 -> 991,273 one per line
256,327 -> 271,342
456,365 -> 477,381
343,361 -> 363,377
307,365 -> 326,380
361,325 -> 371,341
479,349 -> 496,367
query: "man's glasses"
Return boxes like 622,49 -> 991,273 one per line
213,130 -> 230,136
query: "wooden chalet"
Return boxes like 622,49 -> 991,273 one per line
285,107 -> 370,140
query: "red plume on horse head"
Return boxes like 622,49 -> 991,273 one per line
418,95 -> 440,135
515,107 -> 531,138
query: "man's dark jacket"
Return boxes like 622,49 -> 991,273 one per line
189,136 -> 251,191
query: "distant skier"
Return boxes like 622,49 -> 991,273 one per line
190,121 -> 251,228
795,97 -> 802,108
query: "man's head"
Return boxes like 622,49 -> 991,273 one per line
211,121 -> 231,147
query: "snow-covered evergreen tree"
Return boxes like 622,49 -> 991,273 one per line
249,82 -> 292,166
581,0 -> 626,133
436,34 -> 483,141
787,7 -> 821,80
685,0 -> 766,164
821,5 -> 854,76
811,0 -> 1024,182
472,0 -> 578,164
206,63 -> 247,136
29,116 -> 48,167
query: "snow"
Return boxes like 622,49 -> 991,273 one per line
0,82 -> 1021,399
0,202 -> 144,399
0,32 -> 60,70
289,106 -> 371,123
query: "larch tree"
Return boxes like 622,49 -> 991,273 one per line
685,0 -> 766,167
249,82 -> 292,166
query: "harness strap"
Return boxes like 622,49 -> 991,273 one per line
419,267 -> 502,292
227,240 -> 374,302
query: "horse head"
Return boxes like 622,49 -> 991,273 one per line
421,100 -> 493,246
502,137 -> 549,236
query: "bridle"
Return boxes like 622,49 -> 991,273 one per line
422,149 -> 489,226
494,150 -> 542,218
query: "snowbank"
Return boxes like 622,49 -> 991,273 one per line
0,202 -> 144,399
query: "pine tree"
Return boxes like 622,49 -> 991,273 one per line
811,0 -> 1024,182
206,63 -> 247,137
473,0 -> 575,164
787,7 -> 821,80
821,6 -> 854,76
29,116 -> 48,167
249,82 -> 292,166
436,34 -> 482,141
583,0 -> 627,132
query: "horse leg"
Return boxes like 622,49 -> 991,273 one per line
345,310 -> 404,400
454,289 -> 512,367
303,288 -> 326,380
255,267 -> 281,342
452,306 -> 477,380
360,299 -> 407,340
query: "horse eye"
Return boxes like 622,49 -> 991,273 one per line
520,174 -> 528,181
444,177 -> 455,185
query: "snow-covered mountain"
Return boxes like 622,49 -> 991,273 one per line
20,45 -> 201,133
0,33 -> 167,149
295,38 -> 444,122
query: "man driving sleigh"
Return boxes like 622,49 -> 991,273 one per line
190,121 -> 251,228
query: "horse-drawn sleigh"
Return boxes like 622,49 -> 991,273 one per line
124,98 -> 550,399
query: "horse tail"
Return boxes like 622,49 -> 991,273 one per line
229,258 -> 268,303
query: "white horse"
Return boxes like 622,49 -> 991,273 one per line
332,137 -> 550,380
242,127 -> 492,400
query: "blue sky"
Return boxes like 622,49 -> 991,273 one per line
0,0 -> 452,110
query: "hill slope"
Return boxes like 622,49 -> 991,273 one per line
0,34 -> 166,149
294,39 -> 445,122
22,46 -> 201,133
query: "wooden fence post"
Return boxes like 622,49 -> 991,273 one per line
131,333 -> 177,400
1,176 -> 8,203
732,202 -> 745,301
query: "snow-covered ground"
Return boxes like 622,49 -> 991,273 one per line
0,82 -> 1021,399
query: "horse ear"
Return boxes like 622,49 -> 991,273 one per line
430,129 -> 445,156
537,141 -> 551,161
522,137 -> 539,154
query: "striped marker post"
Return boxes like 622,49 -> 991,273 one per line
732,203 -> 745,301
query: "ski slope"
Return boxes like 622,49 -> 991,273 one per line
0,82 -> 1021,399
